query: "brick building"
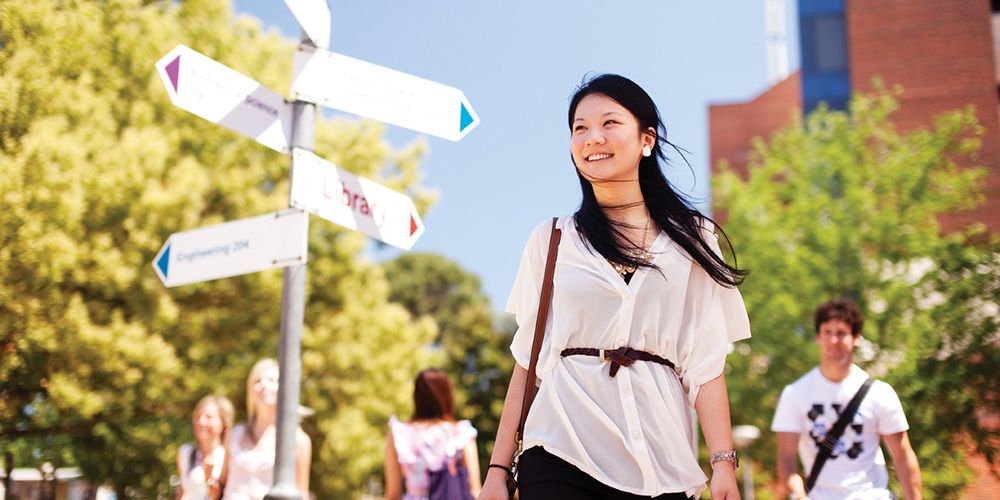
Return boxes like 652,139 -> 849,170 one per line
709,0 -> 1000,232
710,1 -> 1000,497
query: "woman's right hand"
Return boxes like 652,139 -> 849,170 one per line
476,473 -> 510,500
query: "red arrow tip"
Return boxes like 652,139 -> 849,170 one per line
410,213 -> 418,237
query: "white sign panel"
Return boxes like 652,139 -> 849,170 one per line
155,45 -> 293,154
152,209 -> 308,287
289,149 -> 424,250
283,0 -> 331,49
291,46 -> 480,141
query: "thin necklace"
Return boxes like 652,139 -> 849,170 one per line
609,216 -> 651,276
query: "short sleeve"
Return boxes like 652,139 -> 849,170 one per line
873,382 -> 909,435
771,385 -> 803,433
702,227 -> 751,344
448,420 -> 478,456
227,424 -> 246,450
388,416 -> 417,465
506,220 -> 556,370
178,443 -> 193,476
675,226 -> 752,406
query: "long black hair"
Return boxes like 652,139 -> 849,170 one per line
568,74 -> 747,287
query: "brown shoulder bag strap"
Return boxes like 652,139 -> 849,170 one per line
515,217 -> 562,444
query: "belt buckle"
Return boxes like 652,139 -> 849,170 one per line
599,349 -> 607,361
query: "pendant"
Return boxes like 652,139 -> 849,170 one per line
610,250 -> 650,276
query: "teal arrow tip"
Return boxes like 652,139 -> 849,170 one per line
156,243 -> 171,278
460,102 -> 474,132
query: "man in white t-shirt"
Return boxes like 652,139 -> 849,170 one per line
771,298 -> 922,499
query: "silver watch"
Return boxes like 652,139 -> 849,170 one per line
709,449 -> 739,469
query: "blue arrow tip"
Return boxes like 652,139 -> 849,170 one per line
156,243 -> 171,278
460,102 -> 474,132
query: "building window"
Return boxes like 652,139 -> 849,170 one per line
798,0 -> 850,113
802,15 -> 848,72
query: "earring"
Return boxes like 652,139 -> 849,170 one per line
642,145 -> 652,157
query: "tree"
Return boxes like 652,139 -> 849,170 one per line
713,87 -> 998,497
381,253 -> 516,476
1,0 -> 436,497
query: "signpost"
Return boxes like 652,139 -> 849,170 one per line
290,148 -> 424,250
155,45 -> 293,154
151,209 -> 308,288
282,0 -> 331,49
292,45 -> 480,141
154,2 -> 478,497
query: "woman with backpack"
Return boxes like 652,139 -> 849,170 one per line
176,395 -> 234,500
385,368 -> 482,500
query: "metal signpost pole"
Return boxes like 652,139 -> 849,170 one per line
265,41 -> 315,500
154,6 -> 476,496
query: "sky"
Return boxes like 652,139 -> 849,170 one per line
231,0 -> 801,310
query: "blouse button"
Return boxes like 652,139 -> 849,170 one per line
632,431 -> 641,440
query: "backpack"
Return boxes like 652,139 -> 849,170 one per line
427,451 -> 474,500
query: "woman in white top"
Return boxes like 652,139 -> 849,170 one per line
177,395 -> 234,500
479,74 -> 752,499
221,358 -> 312,500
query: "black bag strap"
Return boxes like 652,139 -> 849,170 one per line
189,444 -> 198,472
515,218 -> 562,448
805,377 -> 874,493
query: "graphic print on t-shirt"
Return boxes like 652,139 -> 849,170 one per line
807,402 -> 865,460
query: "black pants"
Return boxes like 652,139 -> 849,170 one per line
517,447 -> 691,500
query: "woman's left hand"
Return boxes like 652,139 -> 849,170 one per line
709,465 -> 741,499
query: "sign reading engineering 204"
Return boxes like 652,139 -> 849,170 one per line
152,209 -> 309,288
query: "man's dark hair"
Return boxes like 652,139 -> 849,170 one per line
814,298 -> 864,336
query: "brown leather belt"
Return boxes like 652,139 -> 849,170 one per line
560,347 -> 675,377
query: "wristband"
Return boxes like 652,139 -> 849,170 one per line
487,463 -> 511,476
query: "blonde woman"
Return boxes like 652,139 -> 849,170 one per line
221,359 -> 312,499
177,395 -> 235,500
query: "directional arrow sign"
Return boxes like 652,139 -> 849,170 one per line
152,209 -> 308,287
283,0 -> 331,49
155,45 -> 293,154
289,148 -> 424,250
291,46 -> 480,141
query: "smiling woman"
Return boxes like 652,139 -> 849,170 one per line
566,74 -> 747,287
479,74 -> 752,500
177,395 -> 234,500
571,95 -> 653,185
220,359 -> 312,500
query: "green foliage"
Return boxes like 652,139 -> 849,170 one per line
381,253 -> 516,479
714,87 -> 998,498
1,0 -> 436,497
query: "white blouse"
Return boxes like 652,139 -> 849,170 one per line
178,443 -> 225,500
506,216 -> 751,497
222,424 -> 274,500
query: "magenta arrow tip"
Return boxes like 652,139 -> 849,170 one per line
165,55 -> 181,93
